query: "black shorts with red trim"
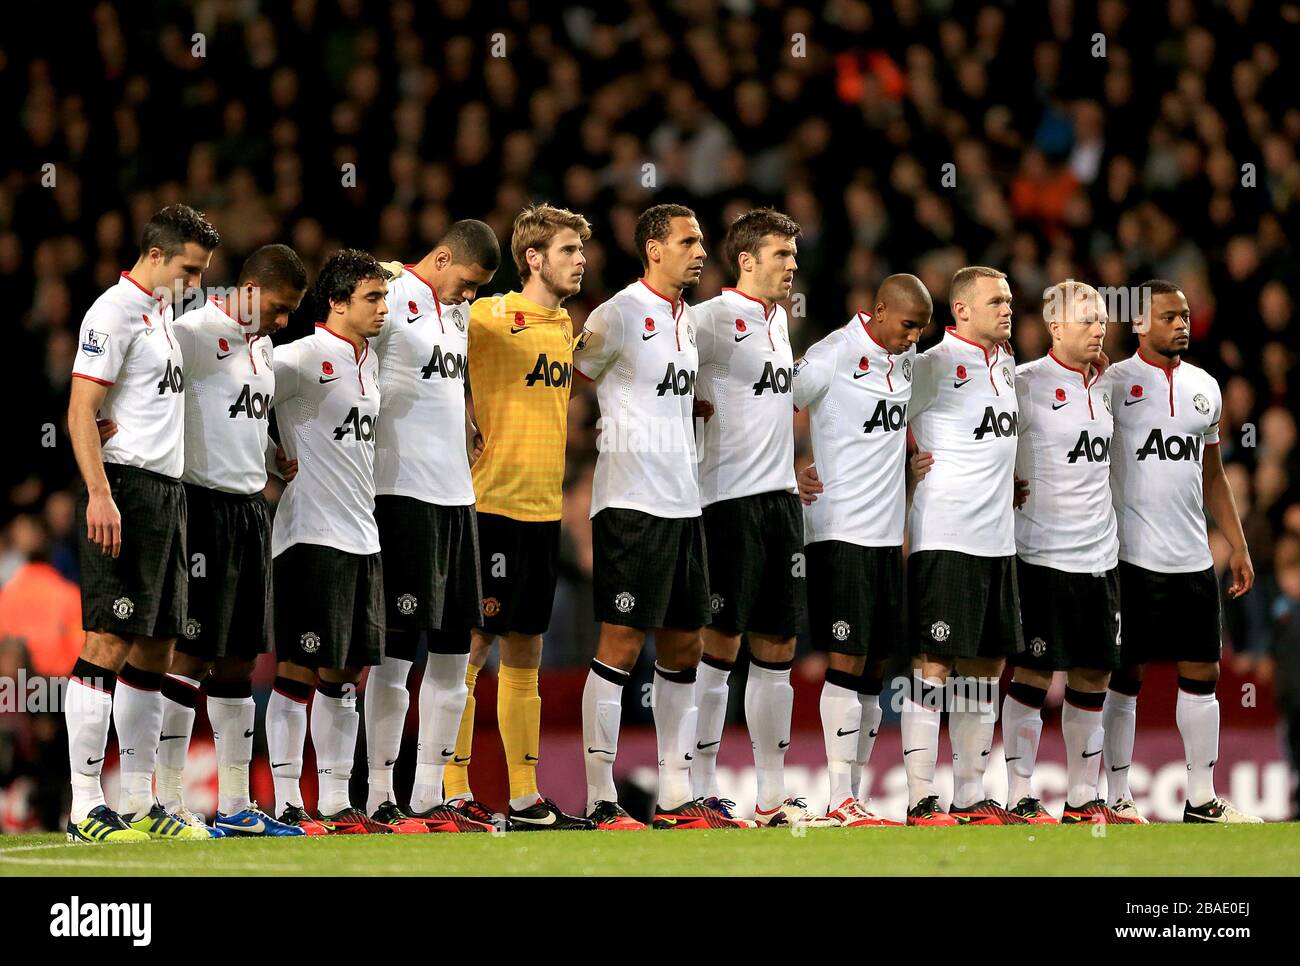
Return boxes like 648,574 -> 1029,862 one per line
376,496 -> 482,635
805,541 -> 906,660
175,485 -> 273,662
908,549 -> 1024,659
1117,561 -> 1222,665
273,542 -> 384,669
1010,559 -> 1120,672
475,511 -> 560,637
77,463 -> 187,639
702,491 -> 804,638
592,508 -> 710,630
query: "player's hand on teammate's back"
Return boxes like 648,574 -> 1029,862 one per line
797,463 -> 822,505
86,490 -> 122,558
469,429 -> 485,465
275,446 -> 299,481
95,419 -> 118,444
909,450 -> 934,482
1227,546 -> 1255,597
1013,474 -> 1030,509
693,397 -> 715,421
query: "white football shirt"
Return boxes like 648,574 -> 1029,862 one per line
372,268 -> 475,506
71,273 -> 185,479
271,324 -> 382,557
1013,352 -> 1119,573
1109,351 -> 1221,573
794,313 -> 915,547
694,288 -> 797,506
171,299 -> 275,496
573,279 -> 701,519
907,327 -> 1019,557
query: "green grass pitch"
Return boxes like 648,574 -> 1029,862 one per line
3,824 -> 1298,876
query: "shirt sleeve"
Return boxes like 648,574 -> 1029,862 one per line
907,349 -> 940,418
272,342 -> 301,405
1014,366 -> 1035,434
791,333 -> 836,410
1203,379 -> 1222,445
71,303 -> 129,386
573,300 -> 625,381
694,304 -> 717,367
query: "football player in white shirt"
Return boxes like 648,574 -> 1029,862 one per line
143,244 -> 309,838
265,250 -> 395,835
689,208 -> 827,828
362,221 -> 499,834
795,275 -> 933,828
65,204 -> 221,843
575,204 -> 743,830
1000,281 -> 1137,825
1102,279 -> 1260,824
902,266 -> 1026,826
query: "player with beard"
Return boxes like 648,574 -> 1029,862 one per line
443,205 -> 595,831
1102,279 -> 1260,824
575,204 -> 746,830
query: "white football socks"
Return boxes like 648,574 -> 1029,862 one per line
900,676 -> 943,806
1062,688 -> 1106,806
855,687 -> 883,802
746,659 -> 794,811
113,665 -> 165,818
156,673 -> 202,812
1001,682 -> 1046,806
1177,680 -> 1220,807
820,672 -> 861,809
1102,686 -> 1138,804
207,690 -> 255,815
582,661 -> 627,813
363,655 -> 412,813
267,680 -> 309,814
950,677 -> 998,808
689,657 -> 731,801
410,651 -> 470,814
312,683 -> 360,817
66,670 -> 113,823
652,664 -> 698,810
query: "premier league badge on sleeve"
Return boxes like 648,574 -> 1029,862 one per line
576,329 -> 592,352
81,329 -> 108,356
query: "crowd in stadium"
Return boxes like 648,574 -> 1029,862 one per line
2,0 -> 1299,826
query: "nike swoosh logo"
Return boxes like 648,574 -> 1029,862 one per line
511,326 -> 527,334
441,748 -> 455,758
319,375 -> 339,384
1006,756 -> 1022,762
216,352 -> 233,360
980,749 -> 990,756
734,333 -> 752,342
159,734 -> 185,741
696,740 -> 721,750
1052,401 -> 1069,410
524,754 -> 539,762
1110,764 -> 1130,771
684,753 -> 694,761
271,762 -> 292,768
1082,749 -> 1102,758
384,759 -> 397,767
586,747 -> 615,755
836,728 -> 859,737
225,817 -> 265,834
244,729 -> 255,738
407,315 -> 421,324
641,331 -> 659,340
86,756 -> 105,766
903,747 -> 924,756
1123,398 -> 1145,406
853,370 -> 871,379
868,729 -> 878,738
513,810 -> 557,826
778,739 -> 790,748
953,379 -> 972,389
453,755 -> 471,763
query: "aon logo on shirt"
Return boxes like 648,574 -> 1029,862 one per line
228,384 -> 270,419
1067,430 -> 1110,463
863,400 -> 907,433
155,363 -> 184,395
656,363 -> 696,397
751,362 -> 792,395
1135,428 -> 1201,461
421,347 -> 466,380
972,406 -> 1017,440
333,406 -> 376,442
524,353 -> 571,388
